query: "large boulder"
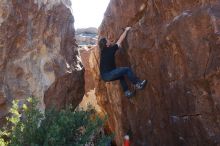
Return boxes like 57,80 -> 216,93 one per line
94,0 -> 220,145
0,0 -> 84,119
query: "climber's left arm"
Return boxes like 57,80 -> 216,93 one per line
116,27 -> 131,48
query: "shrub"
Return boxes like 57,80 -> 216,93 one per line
0,97 -> 111,146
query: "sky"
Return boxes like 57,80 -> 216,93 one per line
71,0 -> 110,29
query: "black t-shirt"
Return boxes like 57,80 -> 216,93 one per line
100,44 -> 119,75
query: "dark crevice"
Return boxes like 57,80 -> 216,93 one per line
203,40 -> 213,78
128,1 -> 148,26
171,113 -> 201,118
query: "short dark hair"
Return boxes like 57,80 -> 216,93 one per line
98,38 -> 107,50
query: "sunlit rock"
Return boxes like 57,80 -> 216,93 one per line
0,0 -> 84,120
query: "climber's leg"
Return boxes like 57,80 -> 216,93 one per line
101,67 -> 140,84
119,76 -> 129,92
101,68 -> 137,97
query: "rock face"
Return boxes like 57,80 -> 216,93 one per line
79,46 -> 101,112
80,46 -> 96,93
94,0 -> 220,145
0,0 -> 84,118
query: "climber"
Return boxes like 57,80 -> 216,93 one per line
98,27 -> 147,98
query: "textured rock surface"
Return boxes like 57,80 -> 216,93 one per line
80,46 -> 96,92
79,46 -> 101,112
94,0 -> 220,145
0,0 -> 84,117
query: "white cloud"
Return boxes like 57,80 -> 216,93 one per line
71,0 -> 110,29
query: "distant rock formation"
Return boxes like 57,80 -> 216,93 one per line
76,27 -> 98,46
93,0 -> 220,145
0,0 -> 84,120
76,27 -> 98,34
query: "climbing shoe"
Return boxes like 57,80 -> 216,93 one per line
124,90 -> 135,98
135,80 -> 147,90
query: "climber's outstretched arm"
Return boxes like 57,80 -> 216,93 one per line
116,27 -> 131,47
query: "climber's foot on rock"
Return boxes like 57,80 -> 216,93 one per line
125,90 -> 135,98
135,80 -> 148,90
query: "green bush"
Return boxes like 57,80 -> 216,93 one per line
0,97 -> 111,146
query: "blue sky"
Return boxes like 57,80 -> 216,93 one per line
71,0 -> 110,29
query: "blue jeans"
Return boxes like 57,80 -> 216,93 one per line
101,67 -> 140,92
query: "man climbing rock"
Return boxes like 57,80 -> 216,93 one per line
98,27 -> 147,98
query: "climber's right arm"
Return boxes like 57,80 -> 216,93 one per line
116,27 -> 131,47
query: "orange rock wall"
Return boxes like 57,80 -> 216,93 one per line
95,0 -> 220,145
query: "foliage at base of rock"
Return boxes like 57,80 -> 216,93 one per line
0,97 -> 111,146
